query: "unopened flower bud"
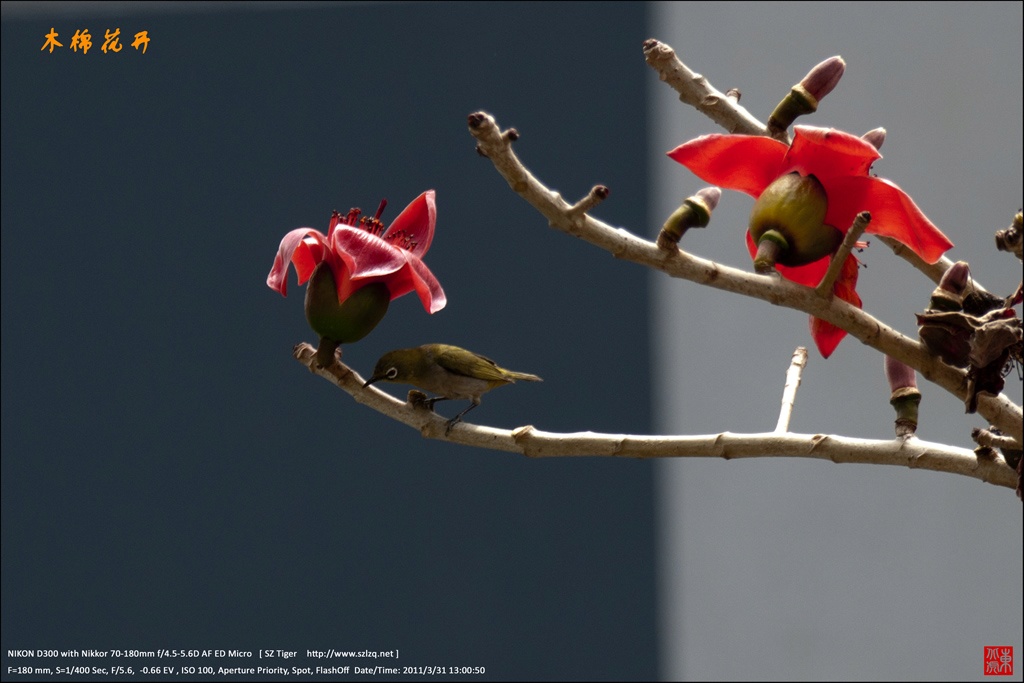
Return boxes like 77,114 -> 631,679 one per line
884,355 -> 921,438
767,56 -> 846,135
861,127 -> 886,151
939,261 -> 971,295
658,187 -> 721,249
994,211 -> 1023,260
928,261 -> 970,311
801,56 -> 846,102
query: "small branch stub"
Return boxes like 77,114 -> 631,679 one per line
569,185 -> 611,216
775,347 -> 809,433
816,211 -> 870,296
657,187 -> 721,250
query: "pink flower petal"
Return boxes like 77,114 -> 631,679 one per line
266,228 -> 328,296
405,256 -> 447,313
668,134 -> 787,198
785,126 -> 879,180
384,190 -> 436,257
331,227 -> 408,278
825,176 -> 953,264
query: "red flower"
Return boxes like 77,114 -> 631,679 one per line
267,190 -> 446,314
668,125 -> 953,357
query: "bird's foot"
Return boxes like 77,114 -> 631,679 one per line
444,416 -> 463,436
407,390 -> 432,410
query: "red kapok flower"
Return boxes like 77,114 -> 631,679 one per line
668,125 -> 953,357
267,189 -> 447,315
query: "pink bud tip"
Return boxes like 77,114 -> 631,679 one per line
938,261 -> 970,296
801,56 -> 846,101
861,128 -> 886,151
884,355 -> 918,392
695,187 -> 721,211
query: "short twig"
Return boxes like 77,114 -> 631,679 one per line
775,347 -> 808,433
816,212 -> 871,296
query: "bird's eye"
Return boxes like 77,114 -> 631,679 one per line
386,367 -> 398,379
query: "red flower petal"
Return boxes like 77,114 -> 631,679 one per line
824,175 -> 953,264
330,224 -> 446,314
405,256 -> 447,313
668,134 -> 787,198
384,190 -> 436,257
266,228 -> 328,296
784,126 -> 879,180
809,253 -> 861,358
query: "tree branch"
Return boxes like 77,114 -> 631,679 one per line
642,38 -> 770,137
877,235 -> 954,286
816,212 -> 870,296
775,347 -> 808,433
293,344 -> 1016,489
466,111 -> 1023,443
644,39 -> 999,299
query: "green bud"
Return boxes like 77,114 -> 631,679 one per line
658,187 -> 720,249
749,172 -> 842,271
304,262 -> 390,345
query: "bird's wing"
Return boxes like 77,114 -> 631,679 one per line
435,348 -> 508,381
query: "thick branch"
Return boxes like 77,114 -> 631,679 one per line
642,39 -> 769,137
293,344 -> 1016,489
466,111 -> 1022,443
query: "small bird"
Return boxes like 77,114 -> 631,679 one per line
364,344 -> 542,433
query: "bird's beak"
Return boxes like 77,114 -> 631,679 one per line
363,376 -> 380,388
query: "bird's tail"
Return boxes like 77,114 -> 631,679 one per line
505,371 -> 542,382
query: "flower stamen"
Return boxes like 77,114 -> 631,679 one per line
385,230 -> 418,252
359,215 -> 386,236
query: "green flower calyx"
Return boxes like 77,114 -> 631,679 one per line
748,172 -> 842,273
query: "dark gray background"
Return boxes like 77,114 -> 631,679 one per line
2,3 -> 655,681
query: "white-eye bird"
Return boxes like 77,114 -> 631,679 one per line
364,344 -> 542,433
